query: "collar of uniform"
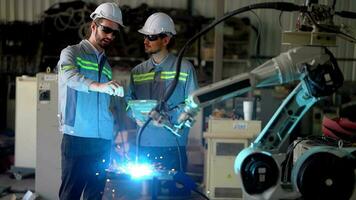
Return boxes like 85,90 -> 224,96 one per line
150,53 -> 173,71
152,53 -> 169,66
81,39 -> 104,58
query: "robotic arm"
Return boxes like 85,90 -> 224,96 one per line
144,1 -> 356,199
174,45 -> 353,200
177,46 -> 341,132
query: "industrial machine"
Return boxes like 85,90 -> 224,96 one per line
176,45 -> 355,200
35,72 -> 61,200
13,76 -> 37,179
145,1 -> 356,199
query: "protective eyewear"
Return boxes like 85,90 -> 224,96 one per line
143,34 -> 166,41
95,22 -> 120,35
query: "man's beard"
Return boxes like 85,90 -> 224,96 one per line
145,47 -> 161,55
95,32 -> 112,49
98,39 -> 112,50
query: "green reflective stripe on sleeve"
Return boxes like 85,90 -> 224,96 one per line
61,65 -> 77,71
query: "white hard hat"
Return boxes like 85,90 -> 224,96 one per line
138,12 -> 176,35
90,2 -> 124,27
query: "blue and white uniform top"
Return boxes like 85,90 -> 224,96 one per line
57,39 -> 115,140
127,53 -> 199,147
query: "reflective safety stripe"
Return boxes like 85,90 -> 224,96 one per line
160,75 -> 186,82
133,77 -> 154,83
61,65 -> 77,71
133,71 -> 188,83
161,71 -> 187,81
76,57 -> 112,79
161,71 -> 188,77
132,72 -> 155,78
133,72 -> 154,83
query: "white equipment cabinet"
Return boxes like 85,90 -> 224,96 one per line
35,73 -> 62,200
15,76 -> 37,169
204,119 -> 261,200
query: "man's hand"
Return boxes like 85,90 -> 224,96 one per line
89,80 -> 124,97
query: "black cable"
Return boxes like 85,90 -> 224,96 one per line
278,11 -> 284,30
192,188 -> 210,200
173,177 -> 210,200
137,1 -> 302,181
335,10 -> 356,19
135,118 -> 152,163
282,135 -> 319,183
174,136 -> 183,171
282,138 -> 306,183
249,10 -> 262,59
281,134 -> 353,183
332,0 -> 337,10
306,12 -> 356,42
162,2 -> 301,108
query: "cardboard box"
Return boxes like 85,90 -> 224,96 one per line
208,119 -> 261,138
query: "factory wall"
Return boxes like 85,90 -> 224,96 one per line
0,0 -> 355,80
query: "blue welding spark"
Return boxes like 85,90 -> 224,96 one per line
127,163 -> 154,179
108,161 -> 155,179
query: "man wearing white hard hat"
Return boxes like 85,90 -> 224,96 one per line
126,12 -> 198,196
57,2 -> 125,199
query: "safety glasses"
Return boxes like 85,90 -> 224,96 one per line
95,22 -> 120,35
143,34 -> 166,41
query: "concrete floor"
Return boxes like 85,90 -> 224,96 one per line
0,166 -> 206,200
1,170 -> 355,200
0,172 -> 35,200
102,171 -> 205,200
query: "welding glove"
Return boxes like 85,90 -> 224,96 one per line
90,80 -> 124,97
113,85 -> 124,97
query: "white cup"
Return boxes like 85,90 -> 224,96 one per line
243,101 -> 253,121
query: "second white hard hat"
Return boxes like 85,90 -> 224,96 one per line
90,2 -> 124,27
138,12 -> 176,35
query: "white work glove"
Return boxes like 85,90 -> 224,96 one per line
113,85 -> 124,97
89,80 -> 124,97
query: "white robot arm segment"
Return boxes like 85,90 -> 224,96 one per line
178,46 -> 331,129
